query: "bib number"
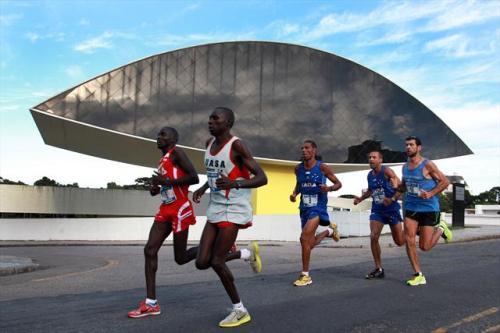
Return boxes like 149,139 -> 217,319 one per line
406,181 -> 420,197
302,194 -> 318,207
160,185 -> 176,204
207,170 -> 220,192
372,188 -> 385,205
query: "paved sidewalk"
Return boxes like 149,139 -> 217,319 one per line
1,224 -> 499,276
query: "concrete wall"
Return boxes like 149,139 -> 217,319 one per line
0,185 -> 209,217
1,212 -> 499,242
0,212 -> 373,241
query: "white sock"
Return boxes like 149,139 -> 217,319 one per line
301,271 -> 309,276
145,298 -> 157,306
233,301 -> 245,311
240,248 -> 251,260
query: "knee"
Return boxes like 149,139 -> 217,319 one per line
210,257 -> 225,271
370,232 -> 381,243
195,258 -> 210,270
419,242 -> 431,252
300,232 -> 313,244
144,245 -> 157,258
395,238 -> 405,247
405,234 -> 416,246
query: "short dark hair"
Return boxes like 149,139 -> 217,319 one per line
303,139 -> 322,161
214,106 -> 235,128
368,150 -> 383,159
160,126 -> 179,143
405,135 -> 422,146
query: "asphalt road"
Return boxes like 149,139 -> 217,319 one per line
1,240 -> 499,333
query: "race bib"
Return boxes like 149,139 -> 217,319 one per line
207,170 -> 220,192
406,181 -> 420,197
372,188 -> 385,204
160,185 -> 176,204
302,194 -> 318,207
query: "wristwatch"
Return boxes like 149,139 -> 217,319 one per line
235,180 -> 243,189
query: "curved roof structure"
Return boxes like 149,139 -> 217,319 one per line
30,41 -> 471,172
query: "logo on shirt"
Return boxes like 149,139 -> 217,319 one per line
205,158 -> 226,169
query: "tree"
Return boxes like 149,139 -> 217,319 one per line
0,177 -> 26,185
106,182 -> 123,189
34,176 -> 60,187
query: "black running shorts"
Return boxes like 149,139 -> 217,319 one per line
404,210 -> 440,227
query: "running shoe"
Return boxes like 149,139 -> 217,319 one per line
128,300 -> 161,318
330,222 -> 340,242
365,268 -> 385,279
219,308 -> 251,328
249,241 -> 262,273
406,273 -> 426,286
293,274 -> 312,286
438,220 -> 453,243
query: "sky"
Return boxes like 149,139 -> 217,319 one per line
0,0 -> 499,196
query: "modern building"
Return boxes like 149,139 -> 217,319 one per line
30,41 -> 472,214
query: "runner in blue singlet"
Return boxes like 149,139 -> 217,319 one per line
353,150 -> 405,279
289,139 -> 342,286
399,136 -> 452,286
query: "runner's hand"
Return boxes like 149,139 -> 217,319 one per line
319,184 -> 330,193
353,196 -> 361,205
419,190 -> 432,199
193,188 -> 205,203
215,173 -> 234,190
150,185 -> 160,196
290,192 -> 297,202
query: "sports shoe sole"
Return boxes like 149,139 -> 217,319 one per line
128,310 -> 161,318
293,280 -> 313,287
219,314 -> 252,328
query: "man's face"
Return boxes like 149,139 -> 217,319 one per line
156,128 -> 175,149
405,139 -> 420,157
208,109 -> 229,136
301,142 -> 316,161
368,152 -> 382,169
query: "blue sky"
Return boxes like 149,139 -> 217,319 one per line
1,0 -> 499,195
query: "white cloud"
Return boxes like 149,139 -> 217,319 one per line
358,30 -> 412,47
156,31 -> 258,47
74,32 -> 114,53
79,18 -> 90,26
423,0 -> 500,32
25,32 -> 40,42
73,31 -> 136,53
0,104 -> 20,113
425,33 -> 494,58
65,65 -> 84,79
0,13 -> 22,26
270,0 -> 499,44
24,31 -> 66,43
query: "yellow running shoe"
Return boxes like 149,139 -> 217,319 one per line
330,222 -> 340,242
249,241 -> 262,273
406,273 -> 426,286
293,274 -> 312,286
438,220 -> 453,243
219,308 -> 251,328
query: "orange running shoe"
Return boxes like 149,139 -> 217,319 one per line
128,300 -> 161,318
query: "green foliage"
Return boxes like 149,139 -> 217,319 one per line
33,176 -> 79,187
0,176 -> 26,185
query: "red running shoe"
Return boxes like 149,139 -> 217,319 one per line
128,300 -> 161,318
